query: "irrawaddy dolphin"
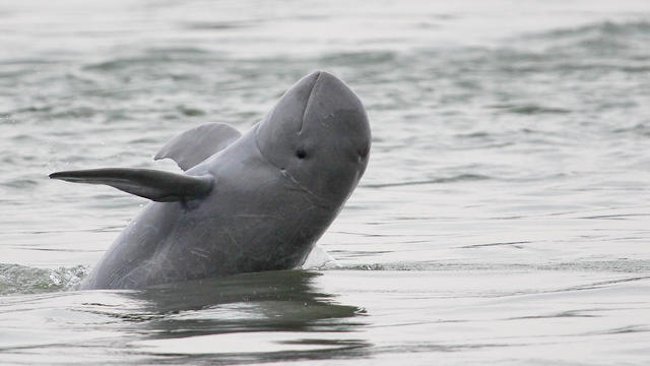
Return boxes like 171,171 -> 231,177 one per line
50,71 -> 371,290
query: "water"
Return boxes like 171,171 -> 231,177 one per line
1,0 -> 650,364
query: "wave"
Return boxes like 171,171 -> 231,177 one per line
3,258 -> 649,297
520,20 -> 650,59
534,21 -> 650,41
0,263 -> 86,296
487,103 -> 571,115
362,174 -> 489,188
336,260 -> 650,273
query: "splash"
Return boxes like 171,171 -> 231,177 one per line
0,263 -> 87,296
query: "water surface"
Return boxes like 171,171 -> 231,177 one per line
1,0 -> 650,364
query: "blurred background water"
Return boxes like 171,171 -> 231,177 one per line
1,0 -> 650,364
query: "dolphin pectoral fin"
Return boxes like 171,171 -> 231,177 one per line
154,122 -> 242,171
49,168 -> 214,202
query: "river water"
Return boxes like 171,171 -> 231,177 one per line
1,0 -> 650,364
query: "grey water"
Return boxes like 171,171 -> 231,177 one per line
1,0 -> 650,364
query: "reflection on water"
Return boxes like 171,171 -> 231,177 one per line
0,270 -> 369,364
133,271 -> 365,332
132,271 -> 369,363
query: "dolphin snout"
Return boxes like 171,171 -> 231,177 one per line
305,70 -> 349,105
302,71 -> 367,129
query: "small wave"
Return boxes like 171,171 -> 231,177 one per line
176,104 -> 206,117
522,20 -> 650,57
363,174 -> 489,188
340,262 -> 541,272
0,178 -> 38,189
538,21 -> 650,40
318,50 -> 397,65
0,263 -> 87,296
302,245 -> 340,270
488,103 -> 571,115
182,20 -> 253,31
337,260 -> 650,273
84,47 -> 214,72
611,123 -> 650,137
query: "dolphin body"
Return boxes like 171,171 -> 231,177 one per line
50,71 -> 371,290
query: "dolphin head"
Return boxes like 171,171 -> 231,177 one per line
255,71 -> 371,206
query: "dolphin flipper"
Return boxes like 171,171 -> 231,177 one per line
154,123 -> 242,171
49,168 -> 213,202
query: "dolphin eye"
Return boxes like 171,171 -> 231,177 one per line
296,148 -> 307,159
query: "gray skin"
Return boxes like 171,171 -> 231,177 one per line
50,71 -> 371,289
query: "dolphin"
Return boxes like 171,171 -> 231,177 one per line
50,71 -> 371,289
